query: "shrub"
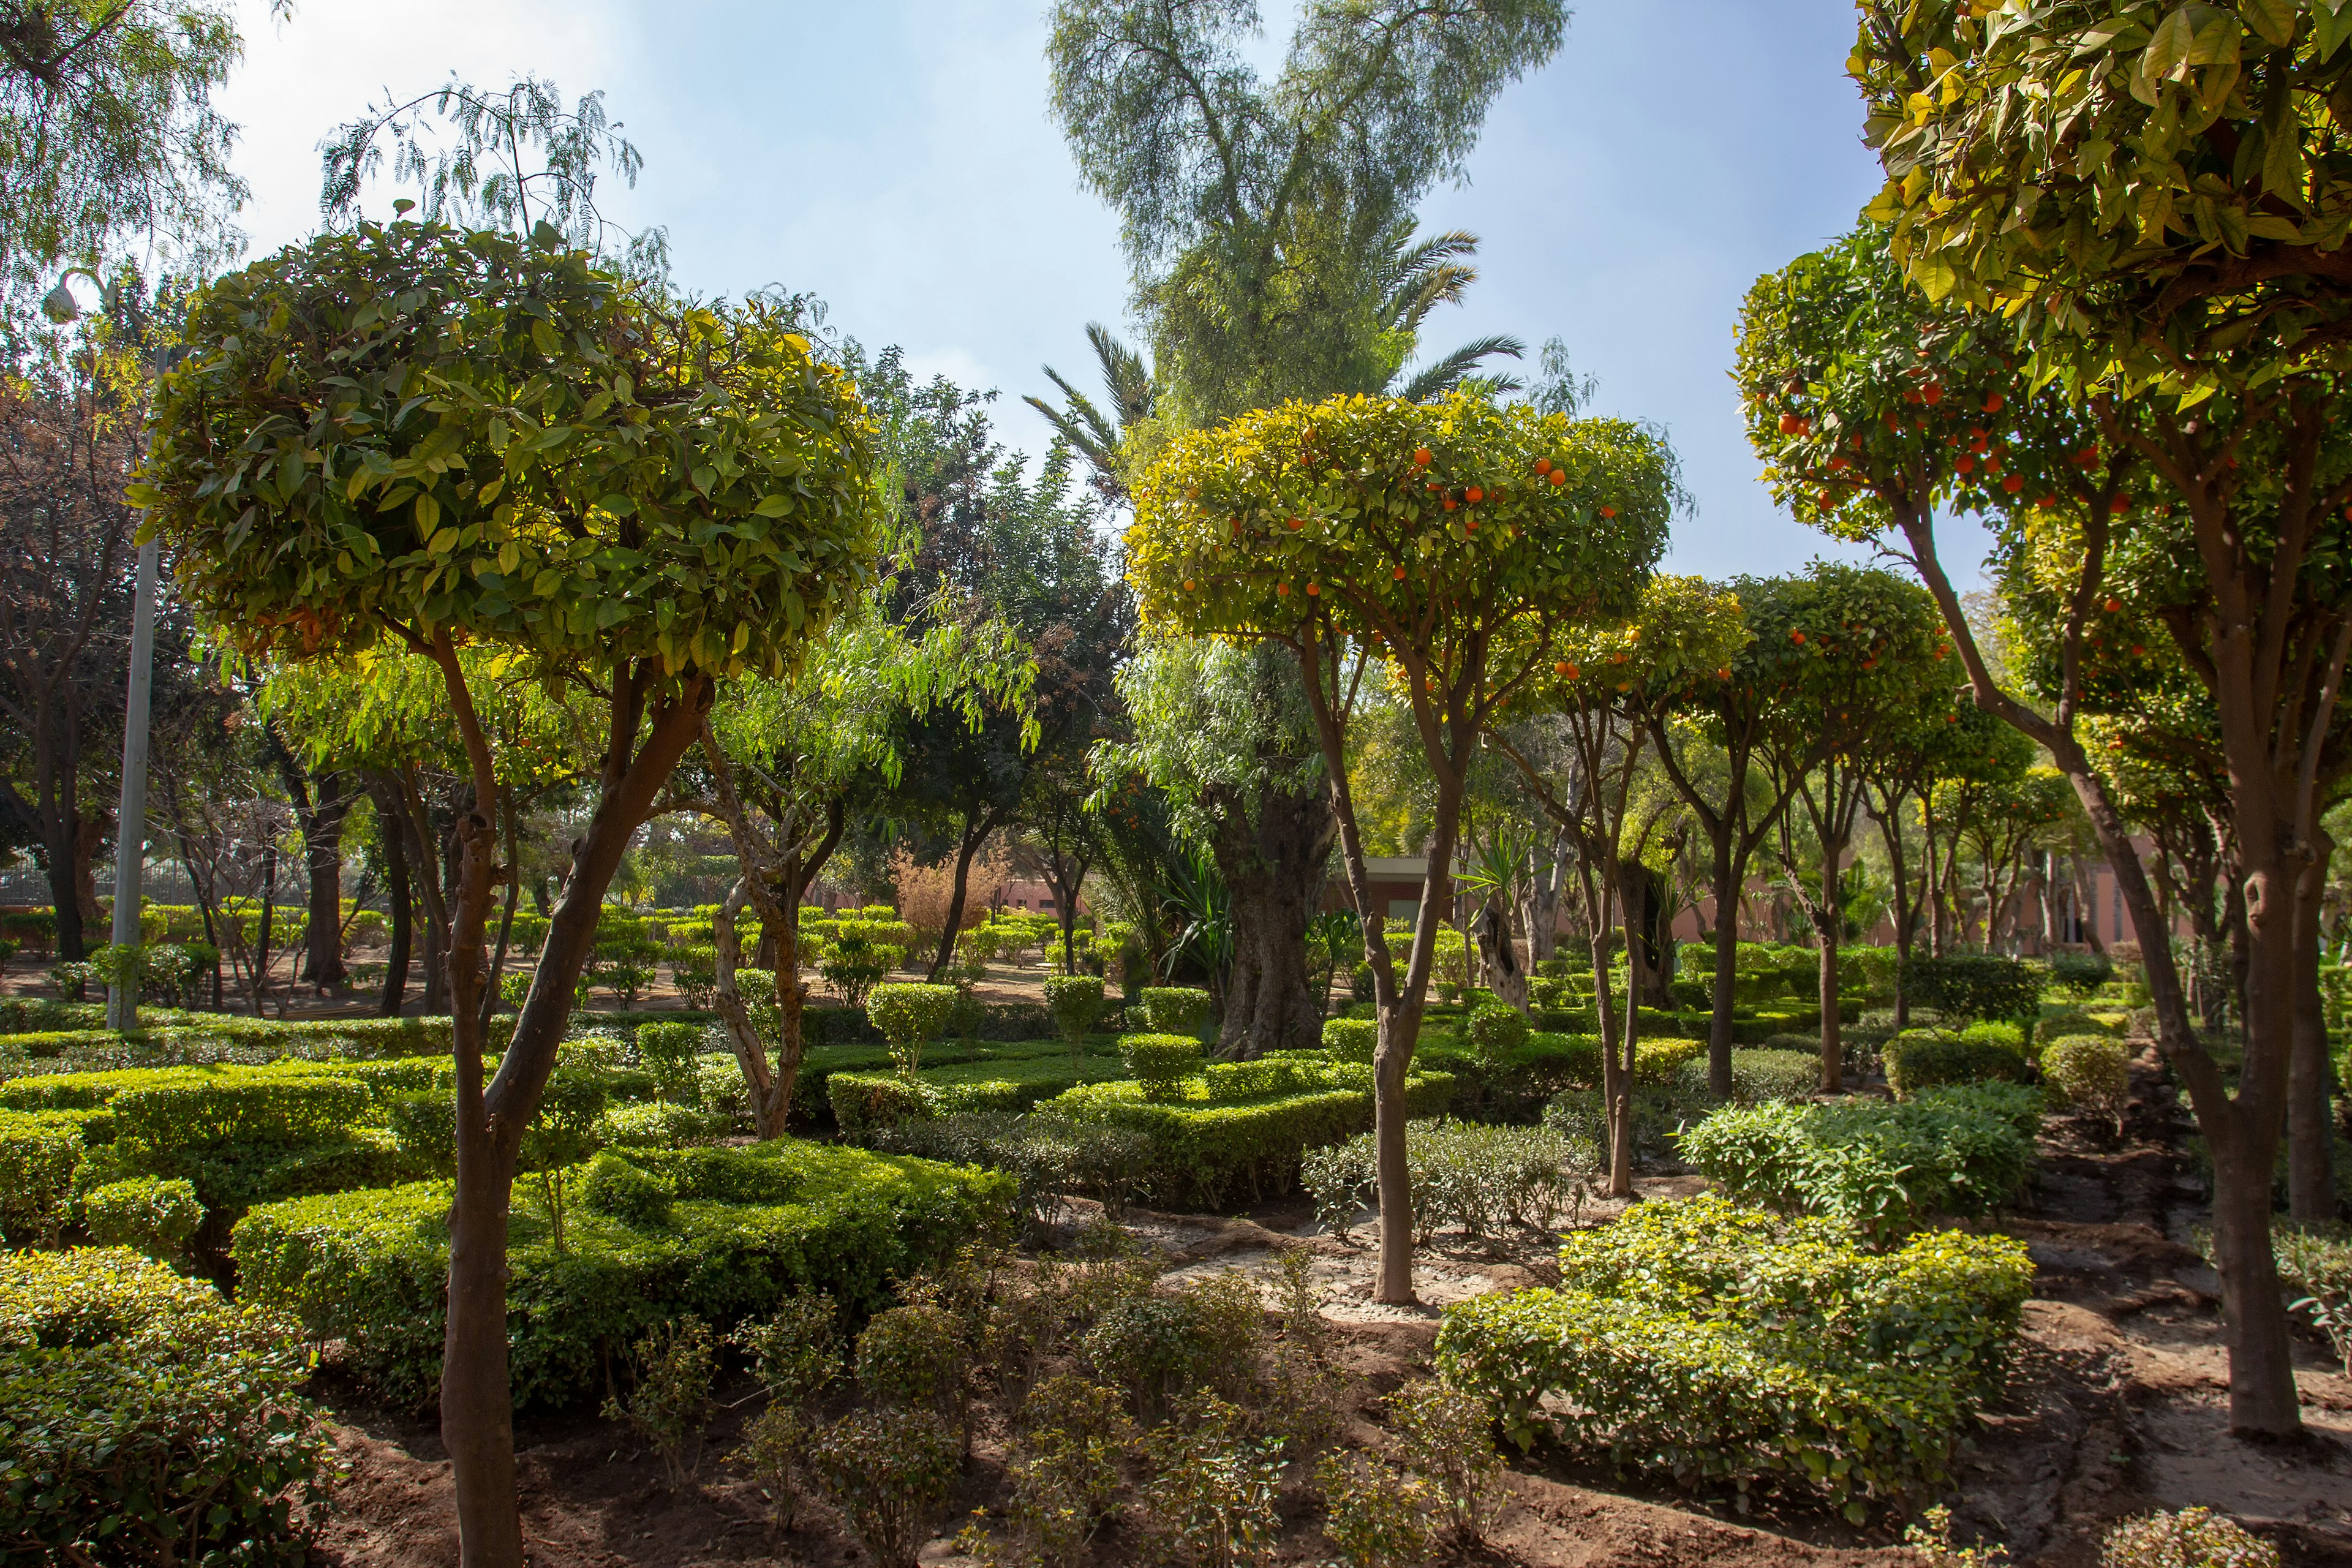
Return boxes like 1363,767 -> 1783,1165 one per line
1677,1086 -> 2039,1243
1901,954 -> 2039,1023
820,941 -> 899,1010
0,1248 -> 334,1564
603,1317 -> 716,1490
668,946 -> 718,1009
1139,1393 -> 1286,1568
736,1292 -> 839,1405
519,1068 -> 609,1253
232,1142 -> 1012,1411
579,1150 -> 675,1227
1085,1272 -> 1265,1422
1673,1047 -> 1815,1105
2035,1006 -> 2121,1044
1322,1016 -> 1378,1063
1438,1194 -> 2033,1520
2272,1224 -> 2352,1374
0,1110 -> 83,1246
867,983 -> 959,1076
1389,1377 -> 1505,1541
82,1176 -> 203,1263
1041,1071 -> 1455,1210
1119,1033 -> 1204,1101
2043,1035 -> 2132,1131
1463,1003 -> 1529,1066
961,1374 -> 1136,1568
858,1302 -> 968,1429
809,1406 -> 960,1568
2103,1509 -> 2279,1568
1137,986 -> 1213,1035
1883,1033 -> 2029,1099
1303,1118 -> 1590,1243
634,1020 -> 705,1101
1315,1452 -> 1437,1568
2049,951 -> 2114,997
1042,974 -> 1106,1059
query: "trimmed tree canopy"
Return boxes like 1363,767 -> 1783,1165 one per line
1128,390 -> 1669,654
139,221 -> 881,676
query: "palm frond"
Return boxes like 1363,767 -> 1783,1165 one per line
1086,322 -> 1156,427
1394,334 -> 1528,404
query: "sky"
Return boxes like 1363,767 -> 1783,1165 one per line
209,0 -> 1993,585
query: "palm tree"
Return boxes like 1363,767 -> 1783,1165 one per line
1030,225 -> 1526,502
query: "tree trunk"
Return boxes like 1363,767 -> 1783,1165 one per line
1212,783 -> 1335,1058
1816,845 -> 1845,1095
440,666 -> 710,1568
712,880 -> 790,1138
375,779 -> 413,1017
1475,899 -> 1528,1014
301,780 -> 354,987
924,808 -> 1001,982
1705,827 -> 1740,1098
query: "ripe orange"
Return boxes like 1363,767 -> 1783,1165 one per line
1535,458 -> 1553,475
1778,413 -> 1802,434
1792,631 -> 1806,644
2110,495 -> 2128,514
1393,565 -> 1406,581
1555,660 -> 1570,676
1182,579 -> 1196,592
1983,393 -> 2004,412
2103,597 -> 2121,612
1306,582 -> 1320,596
2002,475 -> 2024,493
1922,383 -> 1943,405
1413,447 -> 1432,466
1955,456 -> 1974,474
1276,582 -> 1290,597
1466,486 -> 1484,503
1548,470 -> 1566,487
1599,505 -> 1616,518
1442,498 -> 1457,511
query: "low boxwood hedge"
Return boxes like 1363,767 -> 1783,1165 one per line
1039,1067 -> 1455,1210
0,1247 -> 334,1564
1882,1032 -> 2030,1099
232,1139 -> 1012,1411
1676,1083 -> 2042,1243
1436,1193 -> 2034,1520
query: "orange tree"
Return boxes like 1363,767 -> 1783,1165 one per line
1128,389 -> 1670,1302
1484,573 -> 1745,1193
1822,2 -> 2352,1420
138,219 -> 883,1567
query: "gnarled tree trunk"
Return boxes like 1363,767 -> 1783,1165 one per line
1212,782 -> 1336,1058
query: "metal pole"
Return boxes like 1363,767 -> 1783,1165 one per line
104,533 -> 160,1032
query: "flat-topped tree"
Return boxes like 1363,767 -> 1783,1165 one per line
139,219 -> 882,1568
1484,573 -> 1746,1194
1129,389 -> 1669,1302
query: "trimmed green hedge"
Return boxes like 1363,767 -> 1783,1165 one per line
0,1248 -> 333,1564
1882,1033 -> 2030,1099
1039,1068 -> 1455,1210
232,1140 -> 1013,1412
1676,1084 -> 2041,1243
1436,1194 -> 2034,1520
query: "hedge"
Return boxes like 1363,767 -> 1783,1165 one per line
1436,1194 -> 2034,1520
0,1248 -> 334,1565
232,1140 -> 1014,1411
0,1110 -> 85,1246
1882,1033 -> 2030,1099
1038,1069 -> 1455,1210
1676,1084 -> 2041,1243
1900,954 -> 2039,1023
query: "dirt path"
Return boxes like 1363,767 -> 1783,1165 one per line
306,1049 -> 2352,1567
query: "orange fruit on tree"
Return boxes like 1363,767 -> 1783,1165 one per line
1547,470 -> 1565,486
1413,447 -> 1431,466
1465,486 -> 1484,503
1392,565 -> 1406,581
2002,475 -> 2024,493
1599,505 -> 1616,518
1983,393 -> 2004,412
2103,597 -> 2121,612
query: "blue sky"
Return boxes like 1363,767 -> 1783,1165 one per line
214,0 -> 1991,583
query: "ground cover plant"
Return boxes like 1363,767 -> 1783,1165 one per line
1436,1193 -> 2034,1520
